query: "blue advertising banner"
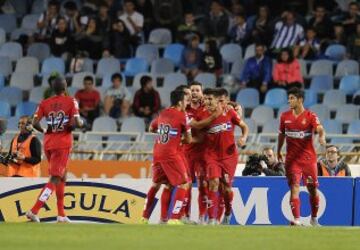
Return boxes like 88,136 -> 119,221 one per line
353,178 -> 360,226
212,177 -> 354,226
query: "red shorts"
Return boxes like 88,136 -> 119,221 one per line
152,156 -> 189,186
186,154 -> 206,182
285,161 -> 319,187
45,148 -> 71,177
206,156 -> 238,185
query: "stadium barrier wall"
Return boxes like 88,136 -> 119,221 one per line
354,178 -> 360,226
0,177 -> 356,225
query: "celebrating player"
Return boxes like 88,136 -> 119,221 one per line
26,77 -> 84,223
277,87 -> 326,226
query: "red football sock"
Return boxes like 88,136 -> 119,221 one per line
198,185 -> 208,217
224,190 -> 234,216
290,198 -> 300,219
31,182 -> 56,215
170,187 -> 187,219
310,195 -> 319,218
142,186 -> 158,219
207,190 -> 218,219
217,196 -> 225,221
160,188 -> 172,221
56,181 -> 66,217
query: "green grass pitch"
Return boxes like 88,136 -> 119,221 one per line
0,224 -> 359,250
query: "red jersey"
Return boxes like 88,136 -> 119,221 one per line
35,95 -> 80,150
279,109 -> 320,164
150,107 -> 190,161
75,89 -> 100,109
205,109 -> 241,160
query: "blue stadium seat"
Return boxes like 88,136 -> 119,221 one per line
6,116 -> 18,130
151,58 -> 174,75
123,58 -> 149,77
21,14 -> 40,31
0,56 -> 12,77
230,59 -> 244,77
339,75 -> 360,95
0,73 -> 4,90
15,56 -> 39,74
323,89 -> 346,111
264,88 -> 287,109
96,58 -> 120,77
41,57 -> 65,75
31,0 -> 45,14
243,118 -> 257,133
27,43 -> 50,62
309,60 -> 333,76
135,44 -> 159,64
244,44 -> 255,60
10,28 -> 33,41
0,28 -> 5,46
0,42 -> 23,62
220,43 -> 242,63
325,44 -> 346,61
310,75 -> 334,94
309,104 -> 330,122
148,28 -> 172,47
0,100 -> 10,117
15,101 -> 38,117
29,86 -> 45,103
92,116 -> 117,132
163,73 -> 187,89
250,105 -> 274,127
298,59 -> 308,77
348,120 -> 360,134
0,86 -> 22,107
121,117 -> 146,133
335,104 -> 359,124
304,89 -> 317,108
194,73 -> 216,89
235,88 -> 259,109
323,119 -> 343,134
335,60 -> 359,78
262,119 -> 279,133
10,72 -> 34,91
0,14 -> 17,33
163,43 -> 184,67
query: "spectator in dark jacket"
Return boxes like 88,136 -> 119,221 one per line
308,5 -> 334,41
203,0 -> 229,45
133,76 -> 161,121
50,17 -> 74,58
200,39 -> 222,77
75,17 -> 103,59
347,22 -> 360,61
105,19 -> 132,58
318,145 -> 351,176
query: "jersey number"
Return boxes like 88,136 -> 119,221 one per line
49,111 -> 66,132
159,124 -> 170,144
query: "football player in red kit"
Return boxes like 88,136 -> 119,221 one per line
26,77 -> 84,223
277,87 -> 326,226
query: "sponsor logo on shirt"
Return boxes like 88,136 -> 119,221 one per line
208,122 -> 232,134
285,130 -> 312,139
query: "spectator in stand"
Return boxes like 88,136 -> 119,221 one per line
36,0 -> 60,41
239,43 -> 272,102
318,145 -> 351,177
200,39 -> 222,77
308,5 -> 334,41
50,17 -> 74,60
203,0 -> 229,45
153,0 -> 183,36
75,76 -> 100,128
331,23 -> 347,46
104,73 -> 132,119
63,0 -> 82,33
293,27 -> 320,60
272,48 -> 303,90
342,2 -> 360,36
227,2 -> 245,34
133,76 -> 161,122
270,11 -> 304,55
177,12 -> 202,44
347,22 -> 360,61
119,0 -> 144,47
104,19 -> 132,59
135,0 -> 154,38
248,5 -> 272,46
228,13 -> 249,48
97,3 -> 112,39
180,35 -> 203,80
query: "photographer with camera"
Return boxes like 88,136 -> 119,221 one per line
242,147 -> 285,176
5,116 -> 41,177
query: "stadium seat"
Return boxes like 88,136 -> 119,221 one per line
194,73 -> 216,89
123,58 -> 149,77
243,118 -> 257,133
41,57 -> 65,75
15,56 -> 39,75
21,14 -> 40,31
67,86 -> 79,97
323,89 -> 346,111
264,88 -> 287,109
261,119 -> 279,133
323,119 -> 343,134
325,44 -> 346,61
335,60 -> 359,78
92,117 -> 117,132
230,59 -> 244,77
0,87 -> 22,107
0,28 -> 5,46
277,105 -> 289,117
335,104 -> 359,124
354,90 -> 360,104
0,56 -> 12,77
163,73 -> 187,89
10,28 -> 33,41
250,105 -> 274,127
31,0 -> 45,14
163,43 -> 184,67
348,120 -> 360,134
0,42 -> 23,62
0,14 -> 17,33
298,59 -> 308,77
308,60 -> 333,76
309,104 -> 330,122
82,58 -> 94,73
235,88 -> 259,109
310,75 -> 334,94
220,43 -> 242,63
29,86 -> 46,103
0,74 -> 4,90
6,116 -> 18,130
15,101 -> 38,117
158,84 -> 174,107
151,58 -> 174,75
135,44 -> 159,64
27,43 -> 50,62
10,72 -> 34,91
304,89 -> 318,108
121,117 -> 146,133
131,73 -> 152,91
0,100 -> 10,117
339,75 -> 360,95
96,58 -> 120,78
244,44 -> 255,60
148,28 -> 172,47
72,72 -> 95,88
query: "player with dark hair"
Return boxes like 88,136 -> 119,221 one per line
26,77 -> 84,223
278,87 -> 326,226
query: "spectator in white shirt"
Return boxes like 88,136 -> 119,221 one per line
36,0 -> 60,41
119,0 -> 144,36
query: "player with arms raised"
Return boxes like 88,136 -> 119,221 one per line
277,87 -> 326,226
26,77 -> 84,223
